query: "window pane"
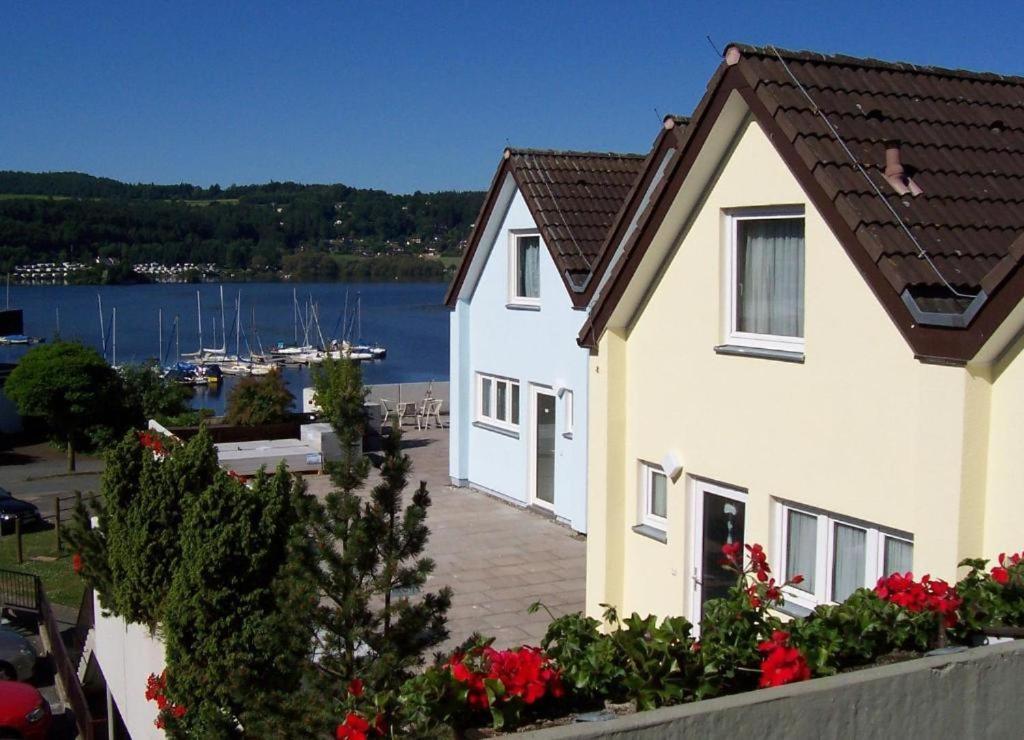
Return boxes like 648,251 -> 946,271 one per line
785,510 -> 817,594
510,384 -> 520,425
832,523 -> 866,602
517,236 -> 540,298
884,538 -> 913,577
736,218 -> 804,338
650,470 -> 667,518
481,378 -> 492,418
496,381 -> 507,421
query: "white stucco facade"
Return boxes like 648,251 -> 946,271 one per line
449,179 -> 590,532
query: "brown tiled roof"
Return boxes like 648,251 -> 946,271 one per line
445,149 -> 645,307
731,43 -> 1024,300
508,149 -> 646,288
582,44 -> 1024,362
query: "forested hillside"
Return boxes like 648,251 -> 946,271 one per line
0,171 -> 483,279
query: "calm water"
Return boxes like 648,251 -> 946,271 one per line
1,282 -> 450,415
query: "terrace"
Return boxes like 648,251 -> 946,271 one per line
304,424 -> 587,651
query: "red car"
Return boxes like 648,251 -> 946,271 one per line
0,681 -> 51,739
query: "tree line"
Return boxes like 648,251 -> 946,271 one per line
0,170 -> 482,277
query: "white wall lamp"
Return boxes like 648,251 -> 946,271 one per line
661,450 -> 683,482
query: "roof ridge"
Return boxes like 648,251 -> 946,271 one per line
729,42 -> 1024,86
506,147 -> 645,160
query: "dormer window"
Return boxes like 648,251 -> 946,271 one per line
509,232 -> 541,307
725,208 -> 805,353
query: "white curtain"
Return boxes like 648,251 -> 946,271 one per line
481,377 -> 492,417
496,381 -> 507,421
832,523 -> 866,602
786,510 -> 817,594
519,237 -> 540,298
884,538 -> 913,576
651,471 -> 667,518
737,218 -> 804,337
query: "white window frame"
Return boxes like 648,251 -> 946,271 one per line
475,372 -> 520,431
723,207 -> 805,353
508,230 -> 541,307
638,461 -> 669,530
773,500 -> 913,610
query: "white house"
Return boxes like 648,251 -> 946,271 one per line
445,145 -> 664,531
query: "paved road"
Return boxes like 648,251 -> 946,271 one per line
0,444 -> 103,515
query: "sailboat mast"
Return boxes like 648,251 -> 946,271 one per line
112,307 -> 117,368
98,294 -> 106,359
55,306 -> 60,337
5,273 -> 9,310
236,291 -> 241,359
293,288 -> 298,343
196,290 -> 203,354
342,289 -> 349,342
175,315 -> 180,362
219,284 -> 226,352
158,308 -> 163,365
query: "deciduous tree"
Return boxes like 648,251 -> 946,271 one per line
3,341 -> 121,470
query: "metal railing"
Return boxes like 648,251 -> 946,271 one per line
39,585 -> 94,740
0,567 -> 39,611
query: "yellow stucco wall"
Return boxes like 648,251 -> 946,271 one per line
586,116 -> 983,620
983,336 -> 1024,557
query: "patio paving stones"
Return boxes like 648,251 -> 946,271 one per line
305,425 -> 587,652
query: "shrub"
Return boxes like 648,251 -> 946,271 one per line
224,368 -> 294,425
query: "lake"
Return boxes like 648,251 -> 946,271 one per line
0,282 -> 450,415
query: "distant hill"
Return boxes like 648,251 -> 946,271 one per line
0,170 -> 483,280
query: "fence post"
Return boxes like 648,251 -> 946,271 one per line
15,517 -> 23,565
55,498 -> 62,553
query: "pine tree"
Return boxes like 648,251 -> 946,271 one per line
307,358 -> 452,721
159,464 -> 316,737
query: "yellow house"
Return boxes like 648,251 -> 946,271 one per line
579,43 -> 1024,624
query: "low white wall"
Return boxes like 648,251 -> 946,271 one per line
93,593 -> 166,739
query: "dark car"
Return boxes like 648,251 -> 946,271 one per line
0,487 -> 41,534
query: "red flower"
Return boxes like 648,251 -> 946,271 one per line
448,645 -> 564,711
347,678 -> 364,697
874,572 -> 961,627
721,541 -> 742,566
757,631 -> 811,688
72,553 -> 83,575
992,567 -> 1010,585
171,705 -> 187,718
746,543 -> 771,581
790,574 -> 804,585
336,712 -> 370,740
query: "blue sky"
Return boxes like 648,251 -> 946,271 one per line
2,1 -> 1022,193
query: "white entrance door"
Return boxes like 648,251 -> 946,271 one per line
690,479 -> 747,627
529,385 -> 557,510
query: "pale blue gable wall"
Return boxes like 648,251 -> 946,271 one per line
449,184 -> 590,532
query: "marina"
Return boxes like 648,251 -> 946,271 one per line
0,281 -> 449,415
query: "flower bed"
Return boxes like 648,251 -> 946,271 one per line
326,543 -> 1024,737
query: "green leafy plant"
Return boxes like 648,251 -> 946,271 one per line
954,552 -> 1024,640
532,606 -> 625,705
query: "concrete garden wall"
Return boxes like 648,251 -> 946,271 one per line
526,641 -> 1024,739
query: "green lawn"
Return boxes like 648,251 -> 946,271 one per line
0,526 -> 85,608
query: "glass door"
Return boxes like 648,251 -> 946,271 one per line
691,481 -> 746,626
532,390 -> 556,508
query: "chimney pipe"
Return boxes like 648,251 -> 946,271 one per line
883,139 -> 923,196
884,140 -> 904,179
